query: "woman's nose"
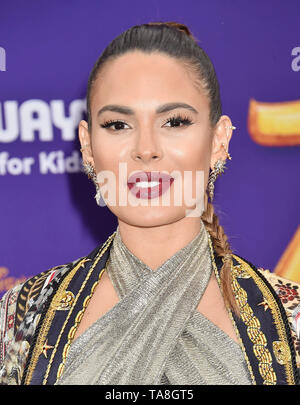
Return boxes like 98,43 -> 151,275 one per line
130,130 -> 163,162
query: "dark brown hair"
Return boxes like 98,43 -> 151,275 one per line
86,21 -> 239,316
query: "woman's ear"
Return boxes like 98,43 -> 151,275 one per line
78,120 -> 94,166
210,115 -> 234,170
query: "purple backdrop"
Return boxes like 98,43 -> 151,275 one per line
1,0 -> 300,297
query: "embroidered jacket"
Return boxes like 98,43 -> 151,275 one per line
0,230 -> 300,385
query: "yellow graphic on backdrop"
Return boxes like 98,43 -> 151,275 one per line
248,98 -> 300,146
274,226 -> 300,282
248,98 -> 300,282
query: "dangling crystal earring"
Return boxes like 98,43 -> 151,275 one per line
207,122 -> 235,203
82,161 -> 102,206
207,159 -> 227,202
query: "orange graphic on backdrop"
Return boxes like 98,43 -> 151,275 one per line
248,98 -> 300,146
274,226 -> 300,282
248,98 -> 300,281
0,267 -> 27,294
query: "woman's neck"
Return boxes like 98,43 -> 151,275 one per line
117,217 -> 203,270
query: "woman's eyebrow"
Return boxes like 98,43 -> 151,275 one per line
97,102 -> 198,118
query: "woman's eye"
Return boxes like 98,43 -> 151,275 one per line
164,114 -> 194,128
100,120 -> 130,131
100,114 -> 194,132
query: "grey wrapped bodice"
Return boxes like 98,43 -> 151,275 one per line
56,222 -> 252,385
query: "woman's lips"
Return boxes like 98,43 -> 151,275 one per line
127,171 -> 174,200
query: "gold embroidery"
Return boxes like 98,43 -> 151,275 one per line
79,258 -> 92,268
258,268 -> 300,370
258,299 -> 270,311
43,232 -> 116,384
233,255 -> 296,385
273,341 -> 291,365
57,363 -> 64,379
24,258 -> 88,384
230,272 -> 277,385
231,263 -> 251,279
55,272 -> 105,381
41,339 -> 54,359
55,291 -> 75,311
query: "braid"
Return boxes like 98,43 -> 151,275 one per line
201,201 -> 240,317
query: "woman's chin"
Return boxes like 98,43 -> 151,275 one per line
110,206 -> 188,228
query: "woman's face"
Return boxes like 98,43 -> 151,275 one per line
80,51 -> 232,227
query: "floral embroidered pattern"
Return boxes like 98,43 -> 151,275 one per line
7,315 -> 14,329
257,268 -> 300,372
274,279 -> 300,308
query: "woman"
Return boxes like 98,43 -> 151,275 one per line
1,21 -> 300,385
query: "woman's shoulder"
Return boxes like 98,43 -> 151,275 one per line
0,240 -> 106,352
256,266 -> 300,303
232,253 -> 300,311
232,253 -> 300,323
256,266 -> 300,339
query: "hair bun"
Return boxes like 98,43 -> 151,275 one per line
148,21 -> 197,42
